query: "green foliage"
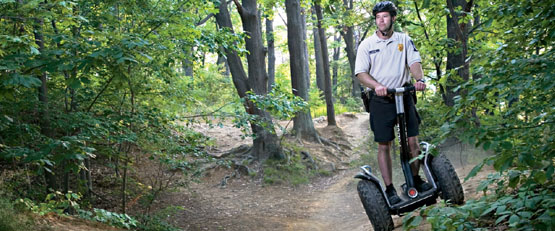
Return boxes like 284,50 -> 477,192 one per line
246,84 -> 309,121
19,191 -> 82,216
399,0 -> 555,229
404,181 -> 555,230
0,197 -> 35,231
79,208 -> 138,229
416,92 -> 452,142
134,206 -> 183,231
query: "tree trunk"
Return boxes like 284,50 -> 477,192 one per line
301,8 -> 311,90
266,16 -> 276,90
443,0 -> 473,106
311,8 -> 325,93
341,0 -> 361,97
286,0 -> 319,141
34,18 -> 58,193
239,0 -> 283,160
332,32 -> 340,91
216,0 -> 283,160
214,3 -> 250,98
315,1 -> 336,126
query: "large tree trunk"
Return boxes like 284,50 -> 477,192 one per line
314,1 -> 336,126
33,18 -> 58,193
340,0 -> 361,97
311,8 -> 325,93
216,0 -> 283,161
215,3 -> 249,97
286,0 -> 319,141
332,32 -> 340,91
266,16 -> 275,90
443,0 -> 473,106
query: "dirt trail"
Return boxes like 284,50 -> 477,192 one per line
162,113 -> 491,231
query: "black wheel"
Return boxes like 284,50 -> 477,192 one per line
357,180 -> 394,231
431,153 -> 464,205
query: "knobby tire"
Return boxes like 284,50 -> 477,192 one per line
431,153 -> 465,205
357,180 -> 394,231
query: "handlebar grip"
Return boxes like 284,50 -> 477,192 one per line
387,86 -> 416,94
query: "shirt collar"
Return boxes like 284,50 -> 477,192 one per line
375,31 -> 397,43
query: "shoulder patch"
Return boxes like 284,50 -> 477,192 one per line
409,40 -> 418,52
369,49 -> 380,55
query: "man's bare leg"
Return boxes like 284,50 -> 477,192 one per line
409,136 -> 432,191
408,136 -> 420,176
377,141 -> 393,185
378,141 -> 401,204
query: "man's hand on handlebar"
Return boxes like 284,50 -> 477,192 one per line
414,81 -> 426,91
375,85 -> 388,96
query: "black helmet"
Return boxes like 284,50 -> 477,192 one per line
372,1 -> 397,17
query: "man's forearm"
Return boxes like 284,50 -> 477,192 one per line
409,62 -> 424,81
357,72 -> 383,90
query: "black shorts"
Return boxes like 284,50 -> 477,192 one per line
369,94 -> 421,142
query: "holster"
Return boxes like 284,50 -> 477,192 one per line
361,89 -> 372,113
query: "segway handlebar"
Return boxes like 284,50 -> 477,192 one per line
386,85 -> 416,94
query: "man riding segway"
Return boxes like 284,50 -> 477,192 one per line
354,2 -> 464,230
355,1 -> 431,205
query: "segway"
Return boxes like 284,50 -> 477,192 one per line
355,86 -> 464,231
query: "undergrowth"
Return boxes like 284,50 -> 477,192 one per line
403,171 -> 555,230
0,197 -> 37,231
263,142 -> 331,186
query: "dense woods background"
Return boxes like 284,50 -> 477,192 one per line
0,0 -> 553,230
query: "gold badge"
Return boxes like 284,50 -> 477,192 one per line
398,44 -> 404,51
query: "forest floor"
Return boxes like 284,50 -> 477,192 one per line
157,112 -> 493,231
43,112 -> 492,230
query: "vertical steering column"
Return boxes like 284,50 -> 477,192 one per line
394,89 -> 416,191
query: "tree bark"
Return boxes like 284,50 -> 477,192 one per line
238,0 -> 283,160
266,16 -> 275,90
33,18 -> 58,193
332,32 -> 340,90
315,1 -> 336,126
311,8 -> 325,93
443,0 -> 473,106
216,0 -> 283,160
340,0 -> 361,97
214,2 -> 250,98
286,0 -> 319,141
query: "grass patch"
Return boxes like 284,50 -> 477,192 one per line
263,142 -> 330,186
0,197 -> 37,231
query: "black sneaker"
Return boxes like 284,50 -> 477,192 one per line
414,175 -> 433,192
386,185 -> 402,205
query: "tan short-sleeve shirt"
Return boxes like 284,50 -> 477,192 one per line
355,32 -> 421,88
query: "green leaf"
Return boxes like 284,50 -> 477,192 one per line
508,214 -> 520,226
422,0 -> 430,9
30,46 -> 40,55
464,162 -> 484,182
483,141 -> 492,150
66,78 -> 82,89
495,214 -> 509,225
533,171 -> 547,184
480,206 -> 496,217
500,141 -> 513,150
